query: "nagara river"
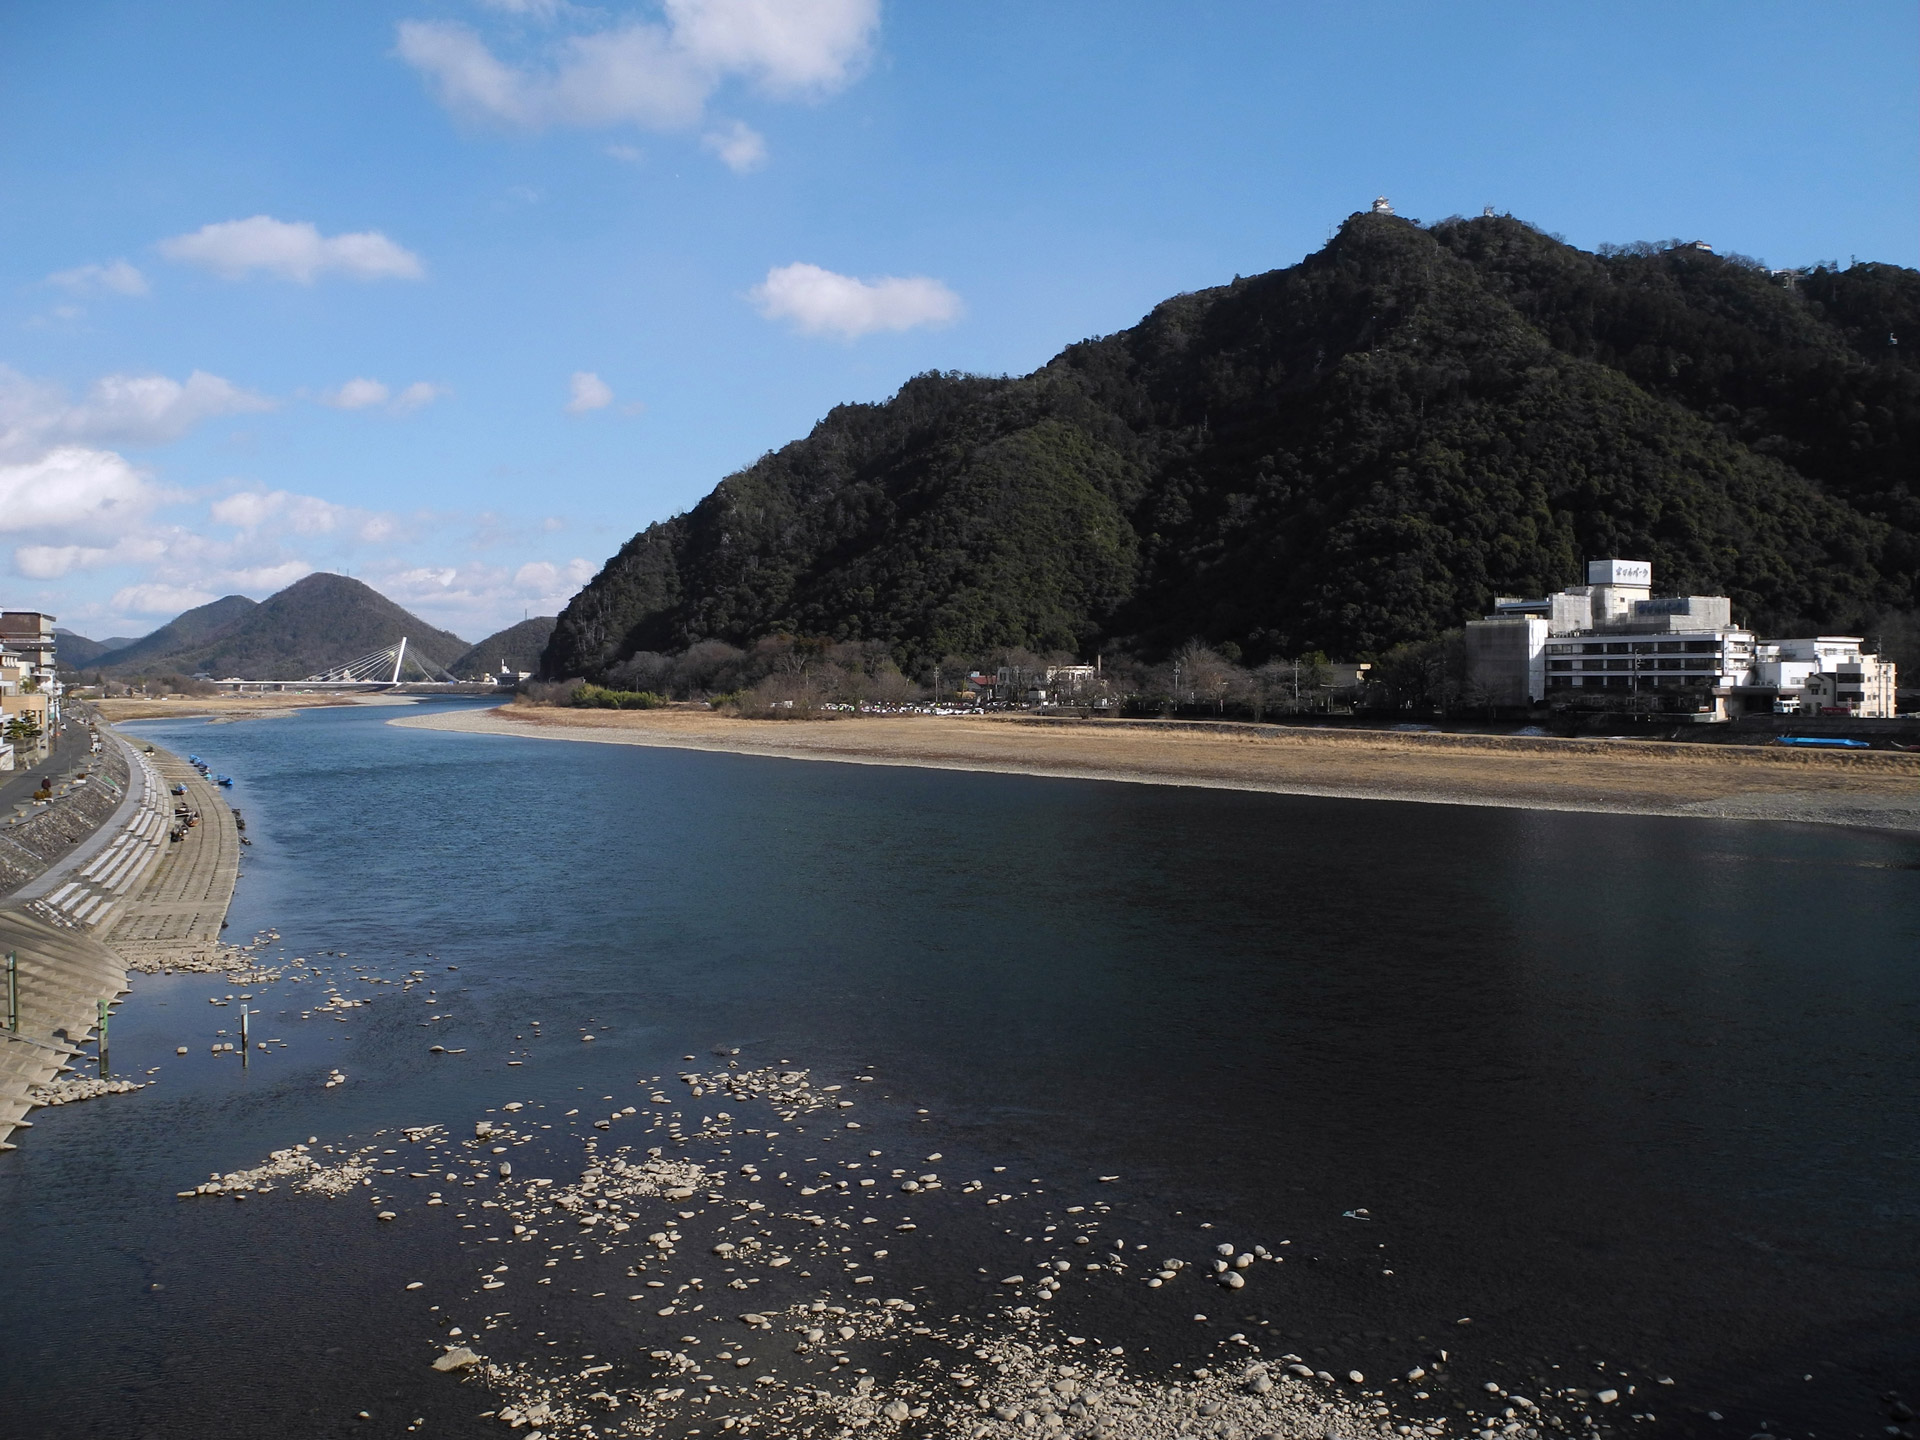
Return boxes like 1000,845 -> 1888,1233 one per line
0,700 -> 1914,1439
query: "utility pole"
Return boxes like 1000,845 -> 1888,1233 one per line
6,951 -> 16,1032
96,996 -> 108,1074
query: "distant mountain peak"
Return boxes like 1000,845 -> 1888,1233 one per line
92,574 -> 469,680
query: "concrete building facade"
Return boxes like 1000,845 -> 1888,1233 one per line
1755,637 -> 1899,717
1465,560 -> 1900,720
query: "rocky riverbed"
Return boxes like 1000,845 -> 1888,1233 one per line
124,926 -> 284,978
26,1074 -> 147,1106
186,1044 -> 1673,1440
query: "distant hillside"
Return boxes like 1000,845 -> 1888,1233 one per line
55,629 -> 137,668
93,595 -> 259,672
450,617 -> 556,678
103,575 -> 469,680
546,212 -> 1919,680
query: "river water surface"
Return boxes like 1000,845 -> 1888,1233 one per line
0,701 -> 1914,1439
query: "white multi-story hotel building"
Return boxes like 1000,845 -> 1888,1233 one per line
1465,560 -> 1898,718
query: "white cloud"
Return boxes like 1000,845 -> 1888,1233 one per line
565,370 -> 614,414
391,381 -> 449,413
664,0 -> 877,96
397,0 -> 876,156
16,535 -> 171,580
64,371 -> 274,446
398,19 -> 706,129
0,366 -> 273,457
110,583 -> 222,616
0,447 -> 166,536
359,555 -> 597,633
702,119 -> 767,172
605,142 -> 645,163
324,377 -> 391,410
228,561 -> 319,591
15,544 -> 112,580
353,556 -> 591,635
159,216 -> 425,284
514,557 -> 597,593
319,377 -> 448,414
211,488 -> 400,544
750,262 -> 961,340
48,259 -> 149,297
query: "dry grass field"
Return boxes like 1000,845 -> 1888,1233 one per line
396,703 -> 1920,832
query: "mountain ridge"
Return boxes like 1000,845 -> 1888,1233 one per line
88,576 -> 469,681
90,595 -> 260,673
450,617 -> 557,678
544,212 -> 1918,680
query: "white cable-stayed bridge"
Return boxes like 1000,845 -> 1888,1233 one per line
213,639 -> 495,692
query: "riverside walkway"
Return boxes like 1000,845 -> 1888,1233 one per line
0,733 -> 241,1147
100,749 -> 240,971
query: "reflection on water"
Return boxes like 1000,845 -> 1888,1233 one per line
0,701 -> 1914,1438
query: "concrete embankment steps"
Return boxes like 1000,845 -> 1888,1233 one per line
0,734 -> 242,1148
102,750 -> 241,970
0,908 -> 128,1146
23,749 -> 171,933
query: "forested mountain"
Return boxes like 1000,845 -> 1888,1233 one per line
450,616 -> 557,678
545,212 -> 1919,681
91,595 -> 259,672
54,629 -> 136,668
95,575 -> 468,680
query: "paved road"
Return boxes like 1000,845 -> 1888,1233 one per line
0,714 -> 94,818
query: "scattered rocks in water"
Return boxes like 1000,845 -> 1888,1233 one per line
128,929 -> 283,978
28,1076 -> 145,1106
178,1020 -> 1680,1440
177,1142 -> 372,1199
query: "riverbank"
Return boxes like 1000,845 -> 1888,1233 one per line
0,733 -> 246,1147
91,694 -> 404,723
100,742 -> 244,973
395,703 -> 1920,832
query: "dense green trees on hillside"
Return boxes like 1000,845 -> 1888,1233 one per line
545,214 -> 1920,682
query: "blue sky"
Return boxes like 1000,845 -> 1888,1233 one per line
2,1 -> 1914,643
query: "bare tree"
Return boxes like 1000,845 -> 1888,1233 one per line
1174,641 -> 1235,713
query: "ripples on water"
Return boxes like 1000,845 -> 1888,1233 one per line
0,701 -> 1914,1439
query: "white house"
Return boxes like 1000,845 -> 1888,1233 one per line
1756,637 -> 1898,717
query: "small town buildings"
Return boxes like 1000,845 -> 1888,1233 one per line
0,612 -> 60,731
1465,560 -> 1898,719
0,690 -> 52,752
0,650 -> 34,695
0,611 -> 57,671
1757,637 -> 1898,717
